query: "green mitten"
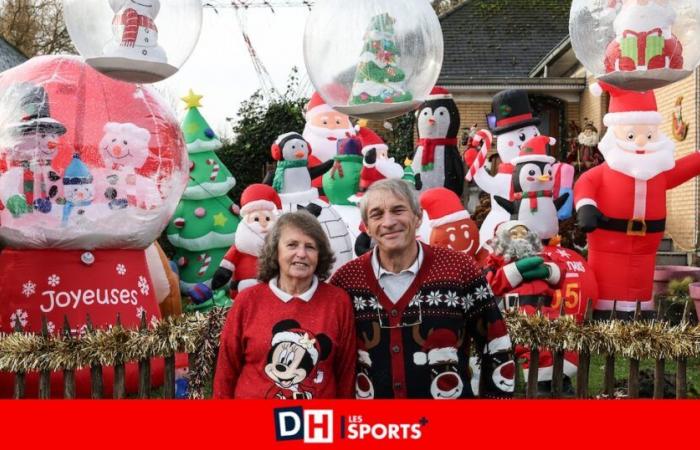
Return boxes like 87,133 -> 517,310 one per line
521,265 -> 550,281
514,256 -> 544,274
7,195 -> 30,217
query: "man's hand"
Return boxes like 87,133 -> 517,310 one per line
577,204 -> 603,233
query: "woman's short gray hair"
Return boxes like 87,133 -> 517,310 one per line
359,179 -> 422,224
257,210 -> 336,282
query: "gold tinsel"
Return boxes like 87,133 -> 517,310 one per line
503,311 -> 700,360
2,310 -> 700,376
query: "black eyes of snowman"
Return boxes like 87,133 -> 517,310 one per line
519,133 -> 526,141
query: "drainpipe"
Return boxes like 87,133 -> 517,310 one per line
695,68 -> 700,258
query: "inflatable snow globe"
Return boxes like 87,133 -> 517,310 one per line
0,55 -> 188,250
303,0 -> 444,120
570,0 -> 700,91
63,0 -> 203,83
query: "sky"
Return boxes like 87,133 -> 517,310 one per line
157,6 -> 313,139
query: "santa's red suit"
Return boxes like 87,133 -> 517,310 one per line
575,155 -> 700,310
220,246 -> 258,293
485,250 -> 577,381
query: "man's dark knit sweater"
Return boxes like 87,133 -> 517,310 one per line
331,242 -> 514,399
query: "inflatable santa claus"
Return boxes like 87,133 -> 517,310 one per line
575,81 -> 700,319
302,92 -> 356,189
211,184 -> 281,298
604,0 -> 683,75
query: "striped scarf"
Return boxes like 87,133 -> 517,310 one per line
513,190 -> 552,213
272,159 -> 307,192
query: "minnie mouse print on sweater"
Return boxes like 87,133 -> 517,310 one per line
264,319 -> 332,399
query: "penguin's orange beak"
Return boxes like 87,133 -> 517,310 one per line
428,118 -> 436,126
538,175 -> 551,182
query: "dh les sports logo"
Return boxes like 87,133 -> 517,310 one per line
273,407 -> 426,443
274,407 -> 333,443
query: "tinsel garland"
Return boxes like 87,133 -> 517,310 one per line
2,310 -> 700,377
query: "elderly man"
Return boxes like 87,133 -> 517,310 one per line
331,179 -> 513,399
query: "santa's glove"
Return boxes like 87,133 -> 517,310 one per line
577,204 -> 603,233
514,256 -> 544,274
211,267 -> 233,291
521,265 -> 550,282
414,173 -> 423,191
6,195 -> 30,217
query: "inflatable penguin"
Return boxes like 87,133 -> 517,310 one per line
470,90 -> 541,246
264,132 -> 354,272
494,136 -> 568,242
412,87 -> 465,196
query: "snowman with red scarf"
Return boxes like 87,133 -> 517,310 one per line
103,0 -> 166,64
466,90 -> 541,247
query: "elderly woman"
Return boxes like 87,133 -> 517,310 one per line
213,210 -> 356,399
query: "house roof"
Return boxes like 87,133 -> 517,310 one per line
438,0 -> 573,84
0,36 -> 27,72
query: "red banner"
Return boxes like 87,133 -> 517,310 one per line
0,400 -> 696,447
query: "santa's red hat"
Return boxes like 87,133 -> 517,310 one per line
590,81 -> 661,127
511,135 -> 556,165
420,187 -> 470,228
240,183 -> 282,216
413,329 -> 460,366
305,92 -> 335,119
356,126 -> 388,155
426,86 -> 453,101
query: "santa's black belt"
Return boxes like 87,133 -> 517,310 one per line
597,217 -> 665,236
498,295 -> 552,309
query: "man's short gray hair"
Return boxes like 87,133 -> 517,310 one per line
359,179 -> 422,224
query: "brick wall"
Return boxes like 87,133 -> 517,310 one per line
656,71 -> 699,251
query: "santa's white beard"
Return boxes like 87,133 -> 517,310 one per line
494,234 -> 542,262
302,122 -> 355,162
598,129 -> 676,180
615,3 -> 676,37
235,219 -> 267,256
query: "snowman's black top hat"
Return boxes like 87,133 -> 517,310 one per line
490,89 -> 540,135
7,84 -> 66,136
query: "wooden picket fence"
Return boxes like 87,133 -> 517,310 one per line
515,298 -> 695,399
2,300 -> 698,399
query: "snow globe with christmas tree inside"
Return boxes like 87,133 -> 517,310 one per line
63,0 -> 203,83
304,0 -> 444,120
570,0 -> 700,91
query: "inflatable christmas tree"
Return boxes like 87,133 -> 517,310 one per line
350,12 -> 413,106
167,90 -> 240,291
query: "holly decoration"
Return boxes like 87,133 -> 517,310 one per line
349,13 -> 413,106
166,90 -> 240,295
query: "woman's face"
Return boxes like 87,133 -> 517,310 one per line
278,226 -> 319,284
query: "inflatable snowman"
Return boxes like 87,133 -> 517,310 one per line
468,89 -> 541,247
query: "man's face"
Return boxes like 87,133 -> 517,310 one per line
365,190 -> 421,255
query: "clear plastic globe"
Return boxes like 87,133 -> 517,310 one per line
0,55 -> 189,250
304,0 -> 444,120
570,0 -> 700,91
63,0 -> 203,83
